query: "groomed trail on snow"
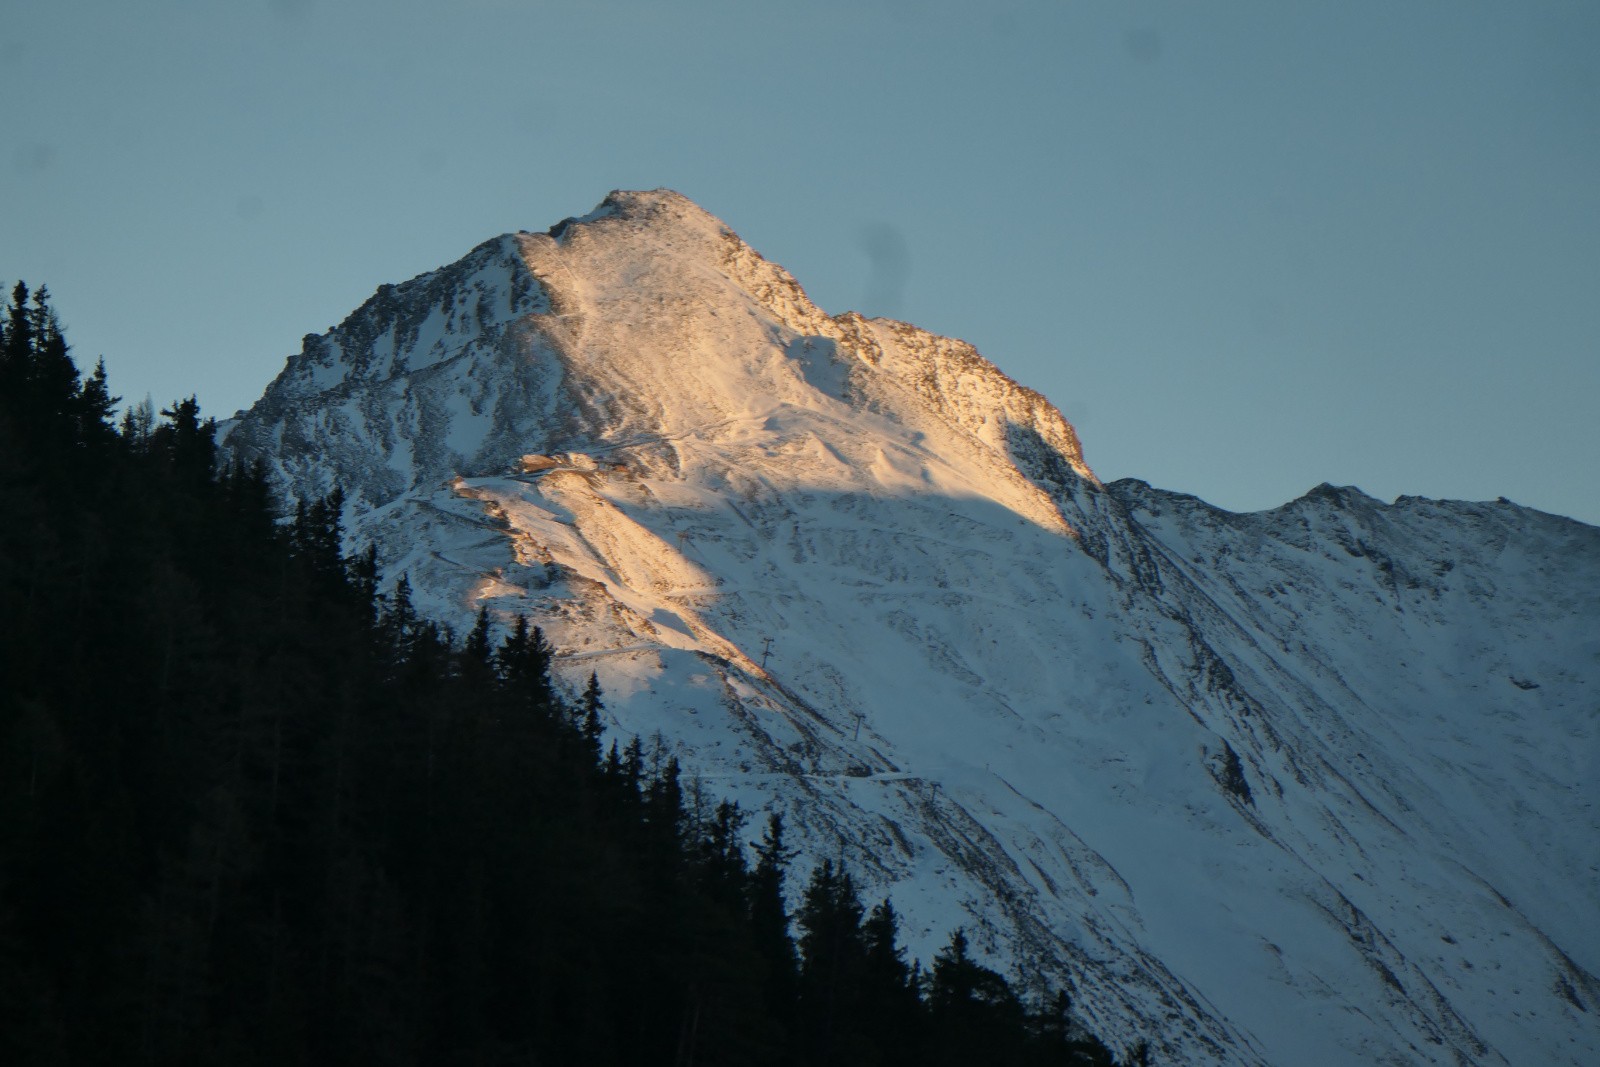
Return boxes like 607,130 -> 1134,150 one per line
224,190 -> 1600,1067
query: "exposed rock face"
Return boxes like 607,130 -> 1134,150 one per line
225,190 -> 1600,1067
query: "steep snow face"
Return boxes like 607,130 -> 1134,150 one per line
1106,481 -> 1600,1065
224,233 -> 561,505
225,190 -> 1600,1067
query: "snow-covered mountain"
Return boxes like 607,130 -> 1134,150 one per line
223,190 -> 1600,1066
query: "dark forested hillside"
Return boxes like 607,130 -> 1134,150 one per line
0,282 -> 1125,1065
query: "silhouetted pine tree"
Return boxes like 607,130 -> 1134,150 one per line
748,812 -> 800,1003
861,899 -> 922,1063
577,669 -> 606,754
795,858 -> 871,1060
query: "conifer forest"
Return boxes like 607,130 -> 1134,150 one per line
0,283 -> 1132,1064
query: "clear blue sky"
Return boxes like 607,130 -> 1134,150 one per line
4,0 -> 1597,524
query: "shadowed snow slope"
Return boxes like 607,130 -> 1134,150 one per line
224,190 -> 1600,1067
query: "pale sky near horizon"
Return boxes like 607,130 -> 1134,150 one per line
4,0 -> 1597,524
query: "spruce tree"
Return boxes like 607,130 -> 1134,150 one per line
463,605 -> 493,668
796,858 -> 869,1060
578,670 -> 605,752
748,812 -> 799,1027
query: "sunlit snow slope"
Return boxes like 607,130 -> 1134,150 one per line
224,190 -> 1600,1067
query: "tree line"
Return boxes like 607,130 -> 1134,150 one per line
0,282 -> 1136,1065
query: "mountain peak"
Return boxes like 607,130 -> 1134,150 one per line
537,188 -> 724,243
229,191 -> 1097,518
221,192 -> 1600,1067
596,186 -> 721,224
